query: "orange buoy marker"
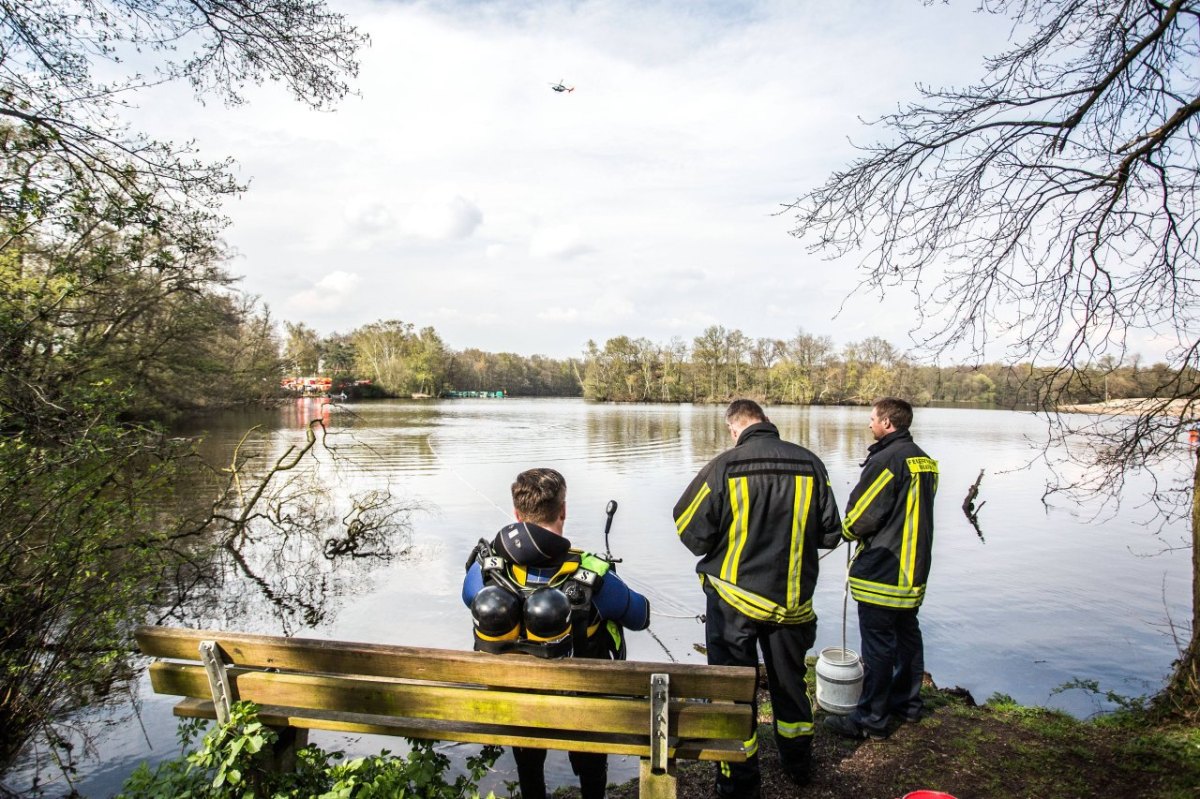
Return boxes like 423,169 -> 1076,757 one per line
902,792 -> 957,799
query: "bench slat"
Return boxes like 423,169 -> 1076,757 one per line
136,626 -> 754,702
151,662 -> 751,740
172,698 -> 749,762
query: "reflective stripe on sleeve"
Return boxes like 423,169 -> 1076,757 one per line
843,467 -> 895,533
674,483 -> 711,535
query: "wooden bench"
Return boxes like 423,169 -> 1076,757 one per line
134,626 -> 756,799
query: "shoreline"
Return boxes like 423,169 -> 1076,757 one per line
1058,397 -> 1196,418
595,680 -> 1199,799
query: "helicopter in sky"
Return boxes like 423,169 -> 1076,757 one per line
549,80 -> 574,93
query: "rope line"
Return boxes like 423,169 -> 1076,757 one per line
650,609 -> 703,620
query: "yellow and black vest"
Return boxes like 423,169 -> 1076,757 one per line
840,430 -> 938,609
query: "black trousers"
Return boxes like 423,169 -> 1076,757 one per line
511,746 -> 607,799
704,584 -> 816,794
853,602 -> 924,734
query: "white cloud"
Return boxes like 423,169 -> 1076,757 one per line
317,271 -> 361,294
403,191 -> 484,240
535,294 -> 633,325
117,0 -> 1030,358
537,307 -> 580,322
345,202 -> 394,235
430,307 -> 502,326
654,311 -> 721,331
592,293 -> 634,318
286,270 -> 362,314
529,223 -> 592,260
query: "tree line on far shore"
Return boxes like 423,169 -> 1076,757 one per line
283,320 -> 1184,409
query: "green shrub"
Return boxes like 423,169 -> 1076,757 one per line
119,703 -> 501,799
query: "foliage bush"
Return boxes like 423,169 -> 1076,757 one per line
119,703 -> 501,799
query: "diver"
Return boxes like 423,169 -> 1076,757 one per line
462,467 -> 650,799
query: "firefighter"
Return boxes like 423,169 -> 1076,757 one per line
462,468 -> 650,799
673,399 -> 843,798
822,397 -> 939,740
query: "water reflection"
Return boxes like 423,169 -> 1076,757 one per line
584,406 -> 687,470
161,418 -> 416,635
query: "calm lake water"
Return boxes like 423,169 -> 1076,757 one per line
50,399 -> 1193,797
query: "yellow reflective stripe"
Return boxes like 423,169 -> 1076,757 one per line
840,519 -> 859,541
787,475 -> 813,608
674,483 -> 711,535
850,592 -> 922,609
844,467 -> 894,530
722,477 -> 750,582
900,478 -> 919,588
849,577 -> 925,608
776,719 -> 813,738
849,577 -> 925,597
743,731 -> 758,757
708,575 -> 814,624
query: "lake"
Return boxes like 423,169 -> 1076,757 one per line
45,398 -> 1194,797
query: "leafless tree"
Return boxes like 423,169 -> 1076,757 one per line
787,0 -> 1200,715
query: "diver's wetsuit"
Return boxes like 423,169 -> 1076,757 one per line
462,521 -> 650,799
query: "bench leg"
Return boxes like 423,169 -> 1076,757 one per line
264,726 -> 309,773
638,758 -> 677,799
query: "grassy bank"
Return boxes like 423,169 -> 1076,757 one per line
596,684 -> 1200,799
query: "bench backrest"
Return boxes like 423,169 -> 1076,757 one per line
135,626 -> 756,761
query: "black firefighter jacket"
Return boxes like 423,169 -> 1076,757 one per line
823,429 -> 938,610
673,422 -> 842,624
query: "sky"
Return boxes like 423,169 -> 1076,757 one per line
129,0 -> 1025,360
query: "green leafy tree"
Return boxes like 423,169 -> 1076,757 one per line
321,332 -> 357,376
0,0 -> 369,781
0,409 -> 182,771
350,319 -> 449,396
285,322 -> 322,376
411,326 -> 449,396
691,325 -> 730,401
